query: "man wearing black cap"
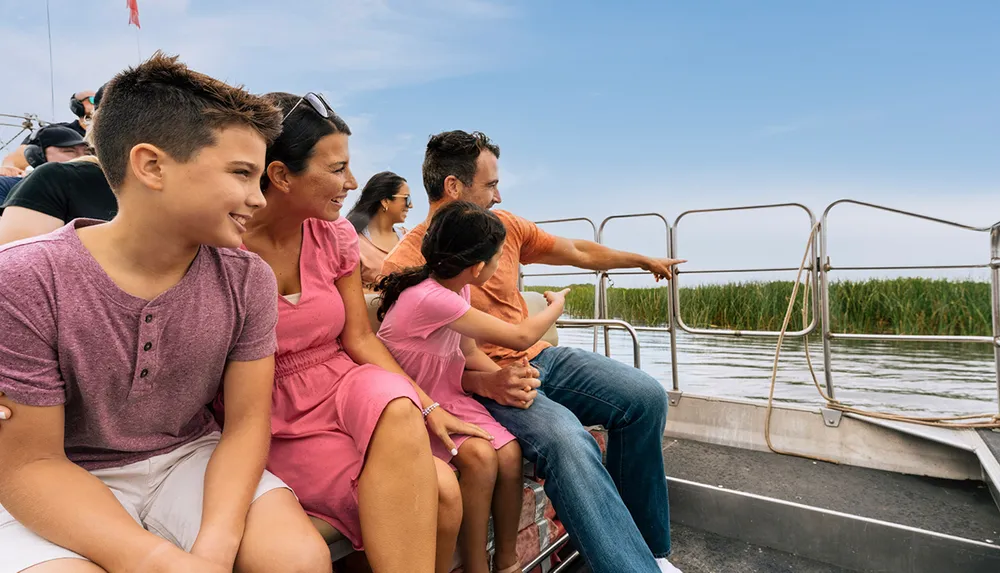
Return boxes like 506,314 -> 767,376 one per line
0,89 -> 97,174
22,125 -> 90,168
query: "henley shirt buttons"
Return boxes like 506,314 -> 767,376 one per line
145,314 -> 153,323
140,369 -> 149,378
143,342 -> 152,351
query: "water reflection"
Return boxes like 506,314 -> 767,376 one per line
557,328 -> 998,416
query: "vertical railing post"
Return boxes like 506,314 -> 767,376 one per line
592,225 -> 602,354
599,272 -> 611,356
819,218 -> 836,400
810,220 -> 822,349
990,224 -> 1000,415
668,224 -> 680,391
590,272 -> 600,353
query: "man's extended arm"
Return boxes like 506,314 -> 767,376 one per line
534,236 -> 685,280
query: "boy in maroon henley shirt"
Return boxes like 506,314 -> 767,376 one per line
0,54 -> 330,573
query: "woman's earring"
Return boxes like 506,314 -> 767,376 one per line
383,205 -> 388,211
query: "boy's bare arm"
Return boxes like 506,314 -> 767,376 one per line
0,395 -> 170,571
191,355 -> 275,568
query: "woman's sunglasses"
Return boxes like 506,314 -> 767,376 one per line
282,92 -> 334,123
392,194 -> 413,208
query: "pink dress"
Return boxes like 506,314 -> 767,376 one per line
377,278 -> 516,461
263,217 -> 422,550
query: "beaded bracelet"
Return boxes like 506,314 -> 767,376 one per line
421,402 -> 441,419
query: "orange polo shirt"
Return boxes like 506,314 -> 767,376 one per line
381,209 -> 557,366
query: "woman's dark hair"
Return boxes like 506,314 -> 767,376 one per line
376,201 -> 506,321
346,171 -> 407,234
260,92 -> 351,191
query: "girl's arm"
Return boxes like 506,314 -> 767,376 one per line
460,336 -> 501,373
450,288 -> 569,351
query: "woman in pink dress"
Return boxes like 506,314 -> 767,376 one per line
232,92 -> 491,573
376,201 -> 569,573
345,171 -> 412,292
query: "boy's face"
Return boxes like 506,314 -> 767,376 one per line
161,125 -> 267,248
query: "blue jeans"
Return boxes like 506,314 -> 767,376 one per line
481,346 -> 671,573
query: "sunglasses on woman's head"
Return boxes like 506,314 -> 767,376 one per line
392,194 -> 413,208
282,92 -> 334,123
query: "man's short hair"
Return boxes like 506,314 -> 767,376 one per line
91,51 -> 282,190
422,130 -> 500,202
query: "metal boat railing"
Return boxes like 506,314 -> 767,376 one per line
519,217 -> 602,353
523,199 -> 1000,413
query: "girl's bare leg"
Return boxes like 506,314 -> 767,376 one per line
492,441 -> 524,571
450,438 -> 499,573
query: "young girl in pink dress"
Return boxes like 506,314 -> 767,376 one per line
376,201 -> 570,573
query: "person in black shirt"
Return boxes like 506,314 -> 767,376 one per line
0,156 -> 116,245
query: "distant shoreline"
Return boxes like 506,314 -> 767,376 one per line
527,278 -> 994,337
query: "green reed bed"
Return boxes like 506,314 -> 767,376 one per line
527,278 -> 993,337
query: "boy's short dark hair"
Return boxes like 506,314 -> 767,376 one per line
92,51 -> 282,190
422,130 -> 500,202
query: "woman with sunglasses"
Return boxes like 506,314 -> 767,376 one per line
216,92 -> 489,572
346,171 -> 413,292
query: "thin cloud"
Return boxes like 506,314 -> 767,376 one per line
757,111 -> 883,139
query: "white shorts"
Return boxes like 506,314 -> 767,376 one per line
0,432 -> 289,573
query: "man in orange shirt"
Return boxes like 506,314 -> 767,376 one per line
382,130 -> 686,573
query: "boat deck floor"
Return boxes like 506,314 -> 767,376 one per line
565,437 -> 1000,572
564,522 -> 848,573
663,437 -> 1000,542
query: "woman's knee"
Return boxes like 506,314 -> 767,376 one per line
372,397 -> 426,447
454,437 -> 499,481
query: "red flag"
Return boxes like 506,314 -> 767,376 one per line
127,0 -> 141,29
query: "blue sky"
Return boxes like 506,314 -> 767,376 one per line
0,0 -> 996,285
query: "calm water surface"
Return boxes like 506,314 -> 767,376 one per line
556,327 -> 999,417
